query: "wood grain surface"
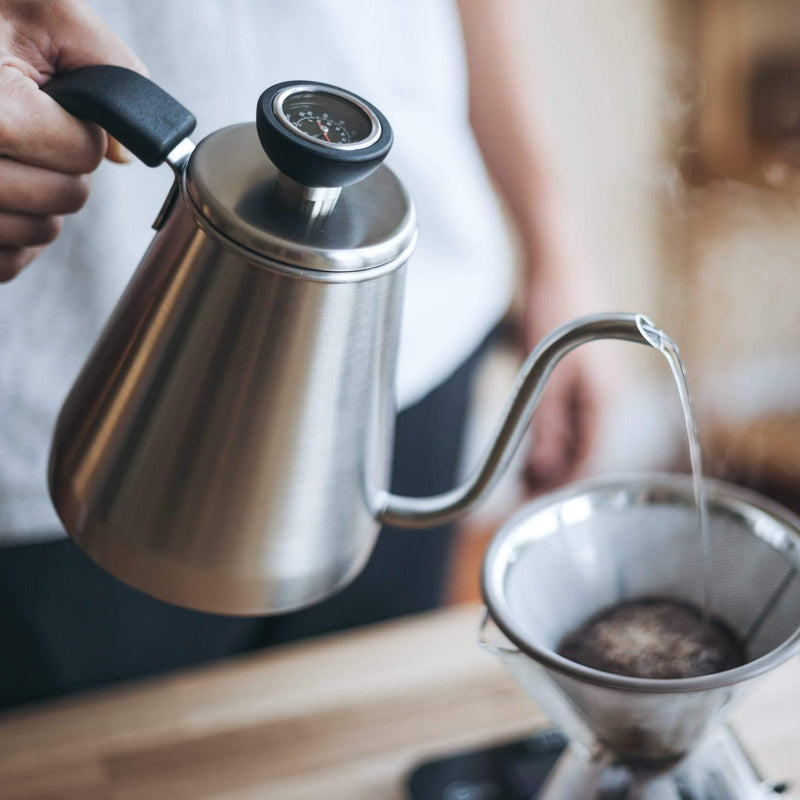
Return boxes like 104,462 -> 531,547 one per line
0,603 -> 797,799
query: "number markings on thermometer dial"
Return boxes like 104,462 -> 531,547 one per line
279,89 -> 377,148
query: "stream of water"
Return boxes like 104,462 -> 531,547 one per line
637,317 -> 711,625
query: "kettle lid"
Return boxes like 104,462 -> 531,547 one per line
184,81 -> 416,273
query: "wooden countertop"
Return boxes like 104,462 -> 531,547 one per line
0,604 -> 798,799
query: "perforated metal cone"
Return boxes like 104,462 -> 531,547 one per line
481,473 -> 800,762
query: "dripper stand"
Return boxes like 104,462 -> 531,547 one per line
480,474 -> 800,800
544,726 -> 778,798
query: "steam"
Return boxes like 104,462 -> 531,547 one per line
624,42 -> 800,486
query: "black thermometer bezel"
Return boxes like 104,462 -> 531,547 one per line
257,80 -> 393,188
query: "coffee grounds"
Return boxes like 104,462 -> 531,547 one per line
558,598 -> 745,679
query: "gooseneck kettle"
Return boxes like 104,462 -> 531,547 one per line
45,67 -> 653,614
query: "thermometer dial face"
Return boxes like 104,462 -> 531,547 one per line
276,88 -> 380,149
259,81 -> 391,187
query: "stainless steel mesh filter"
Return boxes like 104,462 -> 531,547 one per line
481,473 -> 800,763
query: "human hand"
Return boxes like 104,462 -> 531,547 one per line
0,0 -> 145,281
520,266 -> 613,492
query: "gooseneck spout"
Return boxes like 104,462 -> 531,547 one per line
375,312 -> 656,528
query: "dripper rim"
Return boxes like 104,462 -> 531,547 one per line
481,471 -> 800,694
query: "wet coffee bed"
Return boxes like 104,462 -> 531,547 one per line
558,598 -> 746,679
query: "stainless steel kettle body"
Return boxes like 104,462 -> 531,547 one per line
50,201 -> 408,614
45,67 -> 659,614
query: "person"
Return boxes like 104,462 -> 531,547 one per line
0,0 -> 605,706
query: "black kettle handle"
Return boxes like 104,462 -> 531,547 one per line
43,65 -> 196,168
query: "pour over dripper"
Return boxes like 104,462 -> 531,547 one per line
480,474 -> 800,797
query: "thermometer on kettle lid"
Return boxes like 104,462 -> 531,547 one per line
257,81 -> 393,211
43,70 -> 392,216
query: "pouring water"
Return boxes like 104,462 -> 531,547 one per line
553,316 -> 733,681
637,315 -> 712,626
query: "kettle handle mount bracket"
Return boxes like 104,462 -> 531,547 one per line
44,67 -> 394,192
44,67 -> 394,220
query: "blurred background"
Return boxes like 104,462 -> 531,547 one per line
448,0 -> 800,603
5,5 -> 800,797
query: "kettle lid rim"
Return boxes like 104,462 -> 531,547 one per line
184,123 -> 417,273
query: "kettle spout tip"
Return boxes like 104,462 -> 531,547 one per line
635,314 -> 663,349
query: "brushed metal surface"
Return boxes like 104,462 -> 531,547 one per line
49,198 -> 405,615
48,123 -> 668,618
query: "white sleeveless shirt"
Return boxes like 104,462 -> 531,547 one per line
0,0 -> 514,538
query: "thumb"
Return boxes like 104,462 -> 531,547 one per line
105,137 -> 133,164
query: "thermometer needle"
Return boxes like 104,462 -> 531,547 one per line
316,121 -> 331,142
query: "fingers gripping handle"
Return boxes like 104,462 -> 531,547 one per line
43,65 -> 196,167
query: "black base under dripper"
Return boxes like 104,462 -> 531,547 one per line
406,726 -> 785,800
